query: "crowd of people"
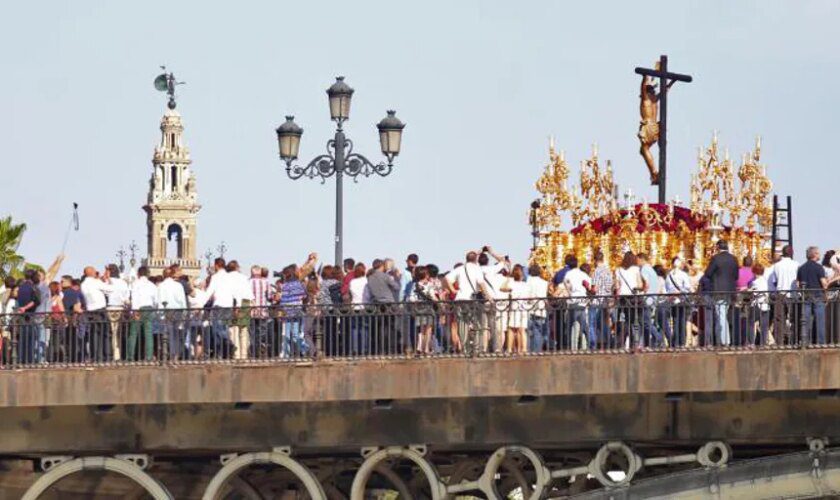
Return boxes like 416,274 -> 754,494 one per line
1,242 -> 839,365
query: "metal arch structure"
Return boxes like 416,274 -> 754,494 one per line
570,445 -> 840,499
201,451 -> 326,500
21,456 -> 173,500
350,446 -> 447,500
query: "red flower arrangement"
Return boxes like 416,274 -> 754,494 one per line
570,203 -> 707,235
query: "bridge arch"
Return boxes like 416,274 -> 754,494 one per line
350,447 -> 447,500
479,446 -> 551,500
21,456 -> 173,500
202,451 -> 326,500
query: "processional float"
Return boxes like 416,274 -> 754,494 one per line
528,56 -> 777,274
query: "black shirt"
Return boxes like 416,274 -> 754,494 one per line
797,260 -> 826,291
703,251 -> 739,293
62,288 -> 82,313
16,281 -> 37,311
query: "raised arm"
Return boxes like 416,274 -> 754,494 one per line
297,252 -> 318,280
485,246 -> 505,263
44,254 -> 65,283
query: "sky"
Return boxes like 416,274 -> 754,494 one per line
2,0 -> 838,275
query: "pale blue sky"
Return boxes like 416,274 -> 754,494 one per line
2,1 -> 838,274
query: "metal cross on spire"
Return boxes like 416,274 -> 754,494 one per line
635,55 -> 693,205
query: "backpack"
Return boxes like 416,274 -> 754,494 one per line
328,282 -> 343,304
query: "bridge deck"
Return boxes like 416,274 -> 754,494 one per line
1,349 -> 838,408
1,350 -> 839,456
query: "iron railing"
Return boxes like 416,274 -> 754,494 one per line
1,290 -> 839,368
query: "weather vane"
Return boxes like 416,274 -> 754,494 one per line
153,66 -> 186,110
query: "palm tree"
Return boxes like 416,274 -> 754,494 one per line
0,216 -> 27,279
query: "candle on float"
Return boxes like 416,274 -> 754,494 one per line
549,135 -> 555,151
560,149 -> 565,162
592,142 -> 599,157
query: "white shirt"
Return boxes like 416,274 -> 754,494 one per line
665,269 -> 692,295
206,269 -> 234,308
615,267 -> 642,296
349,277 -> 370,305
564,268 -> 591,299
505,279 -> 530,300
485,272 -> 508,300
131,277 -> 158,309
769,257 -> 799,291
81,277 -> 113,311
228,271 -> 255,305
106,277 -> 130,309
482,262 -> 505,277
157,278 -> 187,309
526,276 -> 549,318
447,263 -> 485,300
189,288 -> 210,309
750,274 -> 770,311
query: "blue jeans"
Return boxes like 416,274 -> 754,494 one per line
587,305 -> 609,348
18,321 -> 37,364
714,299 -> 731,346
567,307 -> 589,350
349,316 -> 369,356
36,323 -> 47,363
803,294 -> 826,345
642,304 -> 663,347
284,318 -> 308,356
528,315 -> 547,352
667,303 -> 687,347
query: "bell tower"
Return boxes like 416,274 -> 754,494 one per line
142,70 -> 201,278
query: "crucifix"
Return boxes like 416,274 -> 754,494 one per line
635,55 -> 693,205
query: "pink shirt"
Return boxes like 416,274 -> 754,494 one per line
736,267 -> 755,290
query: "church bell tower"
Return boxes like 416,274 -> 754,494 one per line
143,70 -> 201,278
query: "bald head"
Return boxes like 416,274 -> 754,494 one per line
83,266 -> 96,278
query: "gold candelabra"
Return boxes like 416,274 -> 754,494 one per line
577,143 -> 617,225
534,138 -> 580,233
737,136 -> 773,233
530,132 -> 775,273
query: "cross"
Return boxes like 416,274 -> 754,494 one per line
635,55 -> 693,205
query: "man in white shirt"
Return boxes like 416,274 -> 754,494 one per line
128,266 -> 158,361
103,264 -> 130,361
563,257 -> 591,351
769,245 -> 799,292
768,245 -> 799,342
664,257 -> 692,347
226,260 -> 255,360
80,266 -> 114,362
479,246 -> 508,277
206,258 -> 234,308
204,258 -> 234,357
444,252 -> 493,352
158,266 -> 188,359
526,264 -> 550,352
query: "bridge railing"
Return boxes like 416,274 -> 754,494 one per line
0,290 -> 838,368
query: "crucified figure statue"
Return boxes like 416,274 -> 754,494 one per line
637,69 -> 660,185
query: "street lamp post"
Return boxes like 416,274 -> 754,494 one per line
276,76 -> 405,266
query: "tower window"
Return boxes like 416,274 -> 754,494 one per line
170,133 -> 176,148
171,166 -> 178,190
166,224 -> 184,260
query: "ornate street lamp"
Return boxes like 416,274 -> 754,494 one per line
276,76 -> 405,265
